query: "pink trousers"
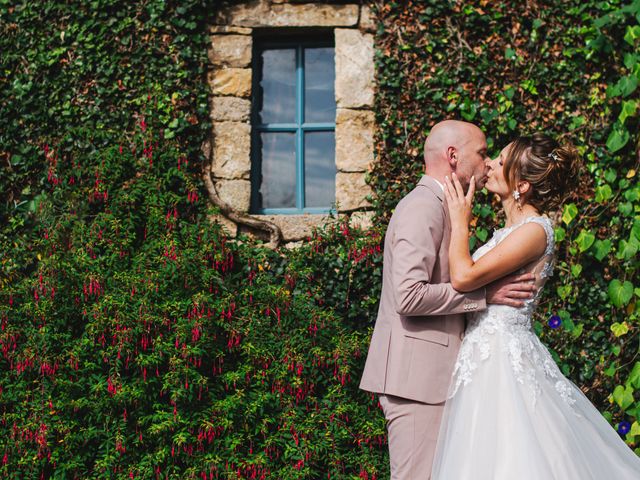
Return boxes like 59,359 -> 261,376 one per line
379,394 -> 445,480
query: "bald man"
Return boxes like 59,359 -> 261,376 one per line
360,120 -> 537,479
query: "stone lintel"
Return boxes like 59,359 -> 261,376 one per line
214,1 -> 359,28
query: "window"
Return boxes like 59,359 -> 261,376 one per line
251,37 -> 336,214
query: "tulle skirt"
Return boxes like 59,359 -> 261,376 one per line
431,327 -> 640,479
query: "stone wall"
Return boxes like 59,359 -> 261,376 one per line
208,1 -> 376,242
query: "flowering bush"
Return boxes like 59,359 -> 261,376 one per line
0,108 -> 387,478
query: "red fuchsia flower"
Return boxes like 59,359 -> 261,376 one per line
139,118 -> 147,132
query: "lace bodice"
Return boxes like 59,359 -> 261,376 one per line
449,215 -> 577,408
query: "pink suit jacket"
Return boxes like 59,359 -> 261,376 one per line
360,175 -> 487,404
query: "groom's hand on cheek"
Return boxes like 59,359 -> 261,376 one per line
486,272 -> 537,307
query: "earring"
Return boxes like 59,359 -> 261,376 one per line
513,189 -> 523,210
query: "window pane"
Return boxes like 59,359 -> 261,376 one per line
259,132 -> 296,209
304,131 -> 335,208
304,47 -> 335,124
258,49 -> 296,124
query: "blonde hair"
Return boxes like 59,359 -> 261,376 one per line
504,132 -> 580,212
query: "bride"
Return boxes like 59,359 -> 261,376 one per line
432,133 -> 640,479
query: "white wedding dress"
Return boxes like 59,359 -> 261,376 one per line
431,215 -> 640,479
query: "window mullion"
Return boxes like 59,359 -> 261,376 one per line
296,45 -> 305,212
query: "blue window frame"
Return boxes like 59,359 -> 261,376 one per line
250,37 -> 336,214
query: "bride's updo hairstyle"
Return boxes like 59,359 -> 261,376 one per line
503,132 -> 580,212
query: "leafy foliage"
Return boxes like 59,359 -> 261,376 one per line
1,0 -> 639,478
371,0 -> 640,454
1,0 -> 387,477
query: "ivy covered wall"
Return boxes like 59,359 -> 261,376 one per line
0,1 -> 639,478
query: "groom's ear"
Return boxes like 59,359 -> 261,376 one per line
447,146 -> 458,168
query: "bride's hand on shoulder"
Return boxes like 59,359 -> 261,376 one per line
444,173 -> 475,228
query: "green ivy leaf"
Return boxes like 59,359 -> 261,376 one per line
568,115 -> 586,130
613,385 -> 635,411
608,279 -> 634,308
632,221 -> 640,241
617,237 -> 639,261
624,52 -> 640,69
571,323 -> 583,338
611,322 -> 630,337
619,100 -> 638,124
595,184 -> 613,203
604,168 -> 617,183
604,363 -> 617,377
561,203 -> 578,225
575,229 -> 595,252
624,25 -> 640,46
559,309 -> 575,332
557,284 -> 572,301
619,202 -> 634,216
628,362 -> 640,389
571,264 -> 583,277
592,239 -> 612,261
554,226 -> 566,242
606,123 -> 630,152
619,75 -> 639,97
504,85 -> 515,100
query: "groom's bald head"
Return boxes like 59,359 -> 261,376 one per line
423,120 -> 489,190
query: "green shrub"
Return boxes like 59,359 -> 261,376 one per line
1,1 -> 639,478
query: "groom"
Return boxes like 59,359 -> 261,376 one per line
359,120 -> 537,479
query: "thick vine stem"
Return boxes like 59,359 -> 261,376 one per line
201,142 -> 282,249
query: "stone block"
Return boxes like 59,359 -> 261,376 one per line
335,29 -> 374,108
359,5 -> 377,33
215,179 -> 251,212
212,122 -> 252,179
336,172 -> 372,211
214,1 -> 359,27
211,96 -> 251,122
208,34 -> 252,67
335,108 -> 375,172
208,68 -> 252,98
